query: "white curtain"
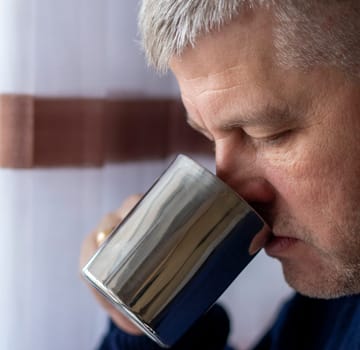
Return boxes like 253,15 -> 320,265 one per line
0,1 -> 291,349
0,160 -> 170,349
0,0 -> 178,97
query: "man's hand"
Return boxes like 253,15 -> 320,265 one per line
79,194 -> 143,335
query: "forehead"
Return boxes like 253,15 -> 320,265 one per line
169,7 -> 282,122
169,8 -> 290,125
170,7 -> 275,85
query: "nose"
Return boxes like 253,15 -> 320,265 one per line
215,142 -> 276,211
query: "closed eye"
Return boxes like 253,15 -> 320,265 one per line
249,129 -> 293,147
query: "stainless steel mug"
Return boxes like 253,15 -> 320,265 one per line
82,154 -> 270,348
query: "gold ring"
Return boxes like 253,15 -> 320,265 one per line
94,211 -> 122,246
95,226 -> 116,246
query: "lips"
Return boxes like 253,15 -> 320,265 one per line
248,225 -> 301,256
264,234 -> 300,256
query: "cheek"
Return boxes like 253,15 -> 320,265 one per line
260,130 -> 360,249
260,143 -> 328,199
260,139 -> 340,221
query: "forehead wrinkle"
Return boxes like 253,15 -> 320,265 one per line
181,80 -> 296,131
178,64 -> 248,82
183,84 -> 296,134
177,65 -> 250,97
182,83 -> 249,99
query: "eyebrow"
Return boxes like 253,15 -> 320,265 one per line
220,104 -> 295,130
186,103 -> 298,135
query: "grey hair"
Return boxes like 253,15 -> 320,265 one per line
138,0 -> 266,72
138,0 -> 360,77
274,1 -> 360,78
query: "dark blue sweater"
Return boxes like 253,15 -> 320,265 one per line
98,294 -> 360,350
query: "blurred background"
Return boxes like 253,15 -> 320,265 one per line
0,1 -> 291,349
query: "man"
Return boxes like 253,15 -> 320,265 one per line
80,1 -> 360,349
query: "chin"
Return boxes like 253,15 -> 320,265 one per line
281,260 -> 360,299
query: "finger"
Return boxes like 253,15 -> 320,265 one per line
95,194 -> 143,246
79,232 -> 97,270
79,194 -> 144,335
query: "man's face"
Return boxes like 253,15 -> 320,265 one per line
170,8 -> 360,298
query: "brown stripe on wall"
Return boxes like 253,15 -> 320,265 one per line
0,94 -> 212,168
